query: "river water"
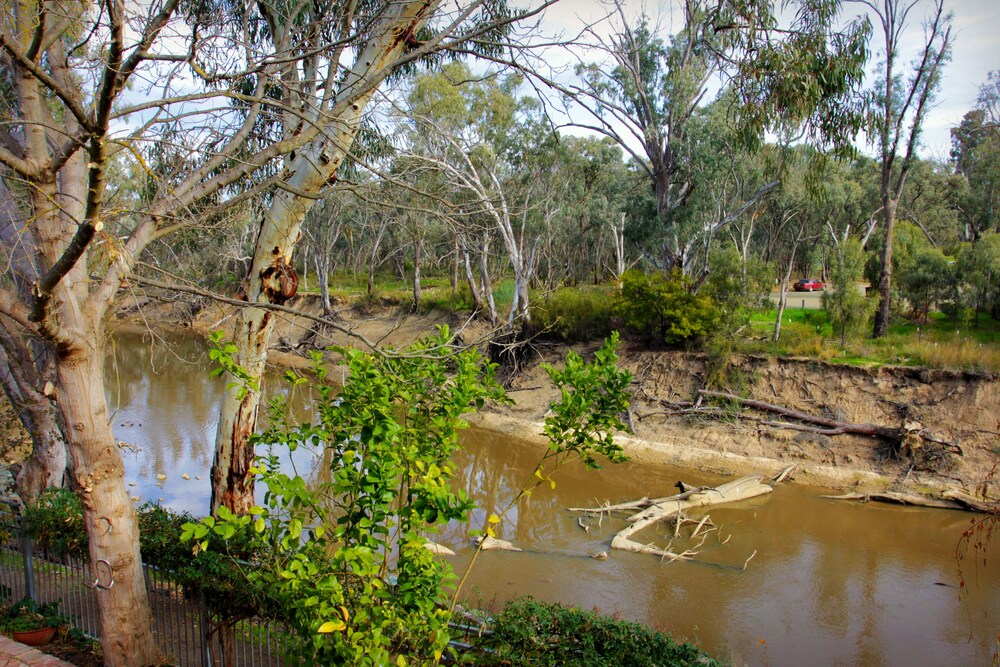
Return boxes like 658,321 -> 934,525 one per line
105,328 -> 1000,666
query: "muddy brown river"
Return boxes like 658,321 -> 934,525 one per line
106,328 -> 1000,666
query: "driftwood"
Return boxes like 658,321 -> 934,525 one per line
698,390 -> 963,456
824,490 -> 997,513
610,474 -> 774,559
473,535 -> 522,552
423,541 -> 456,556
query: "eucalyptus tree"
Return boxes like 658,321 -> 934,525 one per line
952,71 -> 1000,239
824,238 -> 876,345
957,231 -> 1000,324
863,0 -> 953,337
897,158 -> 965,250
200,1 -> 560,516
0,0 -> 558,661
398,62 -> 557,332
543,135 -> 637,288
0,0 -> 191,659
569,0 -> 871,275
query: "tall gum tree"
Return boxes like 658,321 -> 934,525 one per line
206,1 -> 558,515
864,0 -> 952,338
0,0 -> 182,662
567,0 -> 872,275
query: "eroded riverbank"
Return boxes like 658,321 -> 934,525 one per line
152,296 -> 1000,504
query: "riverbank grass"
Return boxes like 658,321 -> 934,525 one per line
746,308 -> 1000,373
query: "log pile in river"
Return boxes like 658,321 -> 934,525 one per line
568,466 -> 795,563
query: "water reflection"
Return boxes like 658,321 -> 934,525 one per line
105,330 -> 1000,665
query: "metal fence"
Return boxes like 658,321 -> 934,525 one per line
0,505 -> 286,666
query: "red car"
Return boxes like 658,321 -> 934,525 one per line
793,278 -> 825,292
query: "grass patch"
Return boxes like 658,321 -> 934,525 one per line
531,286 -> 616,341
745,308 -> 1000,372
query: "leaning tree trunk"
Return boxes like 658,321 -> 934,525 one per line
210,0 -> 443,514
773,238 -> 800,342
57,326 -> 159,666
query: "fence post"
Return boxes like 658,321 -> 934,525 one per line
200,588 -> 211,667
18,516 -> 35,602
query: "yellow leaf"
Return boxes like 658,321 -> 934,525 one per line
317,620 -> 346,634
486,527 -> 495,538
549,479 -> 556,490
339,605 -> 350,622
488,514 -> 500,525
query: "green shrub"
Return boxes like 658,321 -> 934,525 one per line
614,270 -> 720,345
531,287 -> 615,341
0,598 -> 69,632
478,598 -> 719,666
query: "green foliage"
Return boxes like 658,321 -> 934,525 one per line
208,331 -> 259,400
189,326 -> 509,665
0,598 -> 68,632
530,287 -> 615,342
823,239 -> 877,346
701,245 -> 771,332
477,598 -> 719,666
191,329 -> 634,665
898,246 -> 953,322
614,270 -> 719,345
540,332 -> 632,470
22,488 -> 88,561
957,232 -> 1000,320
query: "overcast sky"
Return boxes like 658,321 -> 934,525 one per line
530,0 -> 1000,161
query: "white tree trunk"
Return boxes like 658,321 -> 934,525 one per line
211,0 -> 442,513
56,312 -> 158,665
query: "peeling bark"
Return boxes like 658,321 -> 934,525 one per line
57,334 -> 159,666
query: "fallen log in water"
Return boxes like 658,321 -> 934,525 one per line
612,475 -> 773,558
822,490 -> 995,513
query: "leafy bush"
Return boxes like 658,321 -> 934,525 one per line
190,329 -> 635,665
22,488 -> 89,560
478,598 -> 719,666
531,287 -> 615,341
701,246 -> 772,330
0,598 -> 69,632
614,270 -> 720,345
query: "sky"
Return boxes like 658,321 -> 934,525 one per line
529,0 -> 1000,161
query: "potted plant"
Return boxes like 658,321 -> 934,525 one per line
0,598 -> 68,646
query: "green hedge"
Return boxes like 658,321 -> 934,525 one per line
21,488 -> 268,618
478,598 -> 718,666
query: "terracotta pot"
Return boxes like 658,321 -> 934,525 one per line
12,626 -> 56,646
